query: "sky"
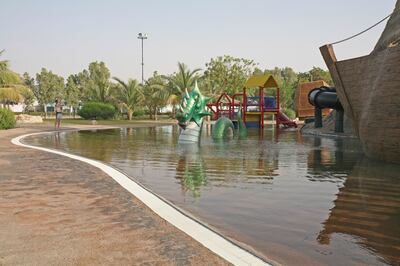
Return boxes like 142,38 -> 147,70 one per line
0,0 -> 396,80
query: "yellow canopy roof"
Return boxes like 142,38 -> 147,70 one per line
244,75 -> 278,88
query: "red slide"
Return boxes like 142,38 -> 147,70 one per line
277,112 -> 297,128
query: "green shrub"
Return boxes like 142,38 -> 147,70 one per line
113,112 -> 124,120
0,108 -> 16,130
78,102 -> 116,120
133,109 -> 146,117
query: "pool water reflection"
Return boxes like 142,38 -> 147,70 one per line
24,126 -> 400,265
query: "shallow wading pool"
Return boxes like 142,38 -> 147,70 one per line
23,126 -> 400,265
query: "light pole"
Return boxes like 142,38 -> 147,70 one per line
137,33 -> 147,84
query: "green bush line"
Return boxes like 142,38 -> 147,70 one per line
0,108 -> 16,130
78,102 -> 116,120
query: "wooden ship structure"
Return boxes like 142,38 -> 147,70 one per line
320,1 -> 400,164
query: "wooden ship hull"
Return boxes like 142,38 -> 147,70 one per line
319,2 -> 400,164
320,44 -> 400,163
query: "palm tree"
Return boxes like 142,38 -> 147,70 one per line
0,49 -> 9,71
0,50 -> 21,87
167,62 -> 201,94
163,63 -> 202,118
143,73 -> 169,120
0,87 -> 22,109
113,77 -> 143,120
166,94 -> 180,118
0,50 -> 33,110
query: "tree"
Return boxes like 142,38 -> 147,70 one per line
0,52 -> 34,111
0,50 -> 21,87
65,75 -> 82,117
298,67 -> 332,85
0,85 -> 35,111
87,61 -> 112,102
309,67 -> 332,85
113,77 -> 143,120
143,72 -> 169,120
167,62 -> 201,95
263,67 -> 298,110
73,69 -> 91,102
21,72 -> 36,112
0,49 -> 8,71
22,72 -> 35,89
18,86 -> 35,112
166,94 -> 180,119
0,87 -> 22,108
203,55 -> 256,97
35,68 -> 65,116
164,62 -> 201,118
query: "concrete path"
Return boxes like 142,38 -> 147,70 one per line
0,125 -> 230,265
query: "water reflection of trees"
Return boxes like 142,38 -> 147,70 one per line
64,129 -> 122,162
59,127 -> 179,163
317,159 -> 400,265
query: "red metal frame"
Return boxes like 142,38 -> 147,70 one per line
276,87 -> 280,129
207,85 -> 296,129
206,93 -> 232,120
232,92 -> 244,120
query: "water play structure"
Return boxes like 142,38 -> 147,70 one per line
319,1 -> 400,163
207,75 -> 297,129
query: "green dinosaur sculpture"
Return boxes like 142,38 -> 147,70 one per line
176,82 -> 247,143
176,82 -> 211,143
176,82 -> 211,129
212,106 -> 247,140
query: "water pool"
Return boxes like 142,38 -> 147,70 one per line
24,126 -> 400,265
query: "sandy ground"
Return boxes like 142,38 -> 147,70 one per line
0,124 -> 230,265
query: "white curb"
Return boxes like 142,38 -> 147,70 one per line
12,131 -> 270,266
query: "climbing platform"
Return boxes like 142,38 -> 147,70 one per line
207,75 -> 297,129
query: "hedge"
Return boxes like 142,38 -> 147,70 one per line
78,102 -> 116,120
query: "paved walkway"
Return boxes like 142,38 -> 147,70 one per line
0,125 -> 229,265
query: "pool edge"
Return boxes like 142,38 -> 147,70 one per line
12,130 -> 272,266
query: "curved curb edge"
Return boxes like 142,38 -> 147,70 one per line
11,131 -> 269,266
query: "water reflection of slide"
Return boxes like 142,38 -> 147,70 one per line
317,159 -> 400,265
176,145 -> 207,198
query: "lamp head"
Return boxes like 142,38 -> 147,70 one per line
137,32 -> 148,39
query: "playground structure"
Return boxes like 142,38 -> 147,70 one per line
207,75 -> 297,129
